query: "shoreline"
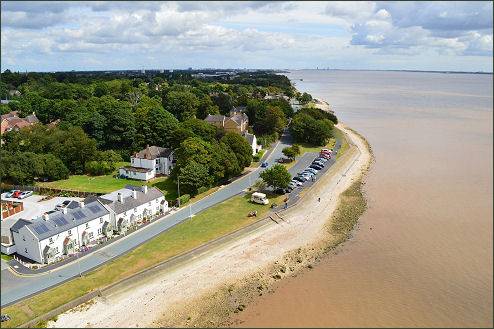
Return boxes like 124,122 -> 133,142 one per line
48,124 -> 373,328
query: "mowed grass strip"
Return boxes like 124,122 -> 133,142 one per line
2,193 -> 285,328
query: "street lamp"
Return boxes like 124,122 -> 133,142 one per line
177,176 -> 181,208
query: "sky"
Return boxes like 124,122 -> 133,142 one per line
1,1 -> 493,72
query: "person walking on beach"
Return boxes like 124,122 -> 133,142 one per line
318,197 -> 321,202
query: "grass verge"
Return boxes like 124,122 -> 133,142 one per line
1,192 -> 285,328
1,253 -> 13,261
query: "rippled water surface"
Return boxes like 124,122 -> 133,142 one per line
232,70 -> 493,328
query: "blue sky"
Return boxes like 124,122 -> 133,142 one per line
1,1 -> 493,72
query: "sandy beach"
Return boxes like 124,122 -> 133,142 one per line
48,124 -> 372,328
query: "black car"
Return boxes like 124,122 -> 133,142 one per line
293,176 -> 305,183
310,164 -> 323,170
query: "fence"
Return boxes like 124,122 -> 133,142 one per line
1,183 -> 103,198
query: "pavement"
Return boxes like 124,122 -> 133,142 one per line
0,128 -> 295,307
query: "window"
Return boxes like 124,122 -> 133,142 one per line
25,248 -> 28,253
86,223 -> 89,228
97,228 -> 102,235
22,235 -> 26,241
148,202 -> 151,206
49,238 -> 53,244
100,218 -> 103,224
68,230 -> 72,236
88,232 -> 94,239
134,208 -> 137,213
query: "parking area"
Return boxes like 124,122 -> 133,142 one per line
1,195 -> 83,222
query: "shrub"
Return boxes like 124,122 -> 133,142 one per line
197,186 -> 209,194
178,194 -> 190,206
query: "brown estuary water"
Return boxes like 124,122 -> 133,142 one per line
231,70 -> 493,327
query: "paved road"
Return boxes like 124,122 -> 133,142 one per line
0,129 -> 294,307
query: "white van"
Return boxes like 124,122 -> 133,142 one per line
251,192 -> 269,205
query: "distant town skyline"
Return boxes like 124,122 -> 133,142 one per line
1,1 -> 493,72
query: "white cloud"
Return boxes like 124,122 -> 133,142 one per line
0,1 -> 492,71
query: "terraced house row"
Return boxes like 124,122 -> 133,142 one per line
10,185 -> 168,264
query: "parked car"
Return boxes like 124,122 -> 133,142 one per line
293,176 -> 305,183
302,169 -> 316,176
310,164 -> 324,170
298,173 -> 311,181
1,314 -> 11,322
291,179 -> 303,186
315,157 -> 328,163
321,148 -> 333,154
12,190 -> 23,198
261,161 -> 269,168
306,168 -> 318,175
1,190 -> 19,199
320,153 -> 331,159
288,181 -> 298,189
312,160 -> 325,167
18,191 -> 33,199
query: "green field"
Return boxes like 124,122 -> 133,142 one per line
1,192 -> 285,328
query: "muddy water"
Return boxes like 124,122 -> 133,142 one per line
231,71 -> 493,327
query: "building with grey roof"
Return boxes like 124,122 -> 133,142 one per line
119,145 -> 175,181
100,185 -> 167,235
11,199 -> 111,264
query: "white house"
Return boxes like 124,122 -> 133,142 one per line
99,185 -> 167,235
11,199 -> 111,264
10,186 -> 168,264
243,132 -> 260,156
119,145 -> 174,181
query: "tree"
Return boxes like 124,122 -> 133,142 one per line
211,92 -> 233,115
282,147 -> 296,160
134,96 -> 178,148
260,164 -> 291,190
290,113 -> 333,146
298,92 -> 312,104
182,118 -> 217,143
291,144 -> 301,156
255,105 -> 287,135
197,94 -> 220,119
163,90 -> 200,121
177,161 -> 212,196
220,132 -> 253,168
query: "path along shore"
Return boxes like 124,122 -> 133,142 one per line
49,124 -> 372,328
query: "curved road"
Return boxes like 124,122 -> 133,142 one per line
1,129 -> 296,307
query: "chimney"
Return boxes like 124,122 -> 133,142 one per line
42,213 -> 49,221
79,201 -> 85,208
118,193 -> 124,203
132,190 -> 137,199
62,207 -> 68,214
142,185 -> 148,194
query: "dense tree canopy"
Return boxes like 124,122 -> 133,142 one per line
260,164 -> 291,190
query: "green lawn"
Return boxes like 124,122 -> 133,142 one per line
1,192 -> 285,328
297,137 -> 336,155
1,253 -> 13,261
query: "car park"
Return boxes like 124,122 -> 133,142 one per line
1,190 -> 19,199
18,191 -> 34,199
